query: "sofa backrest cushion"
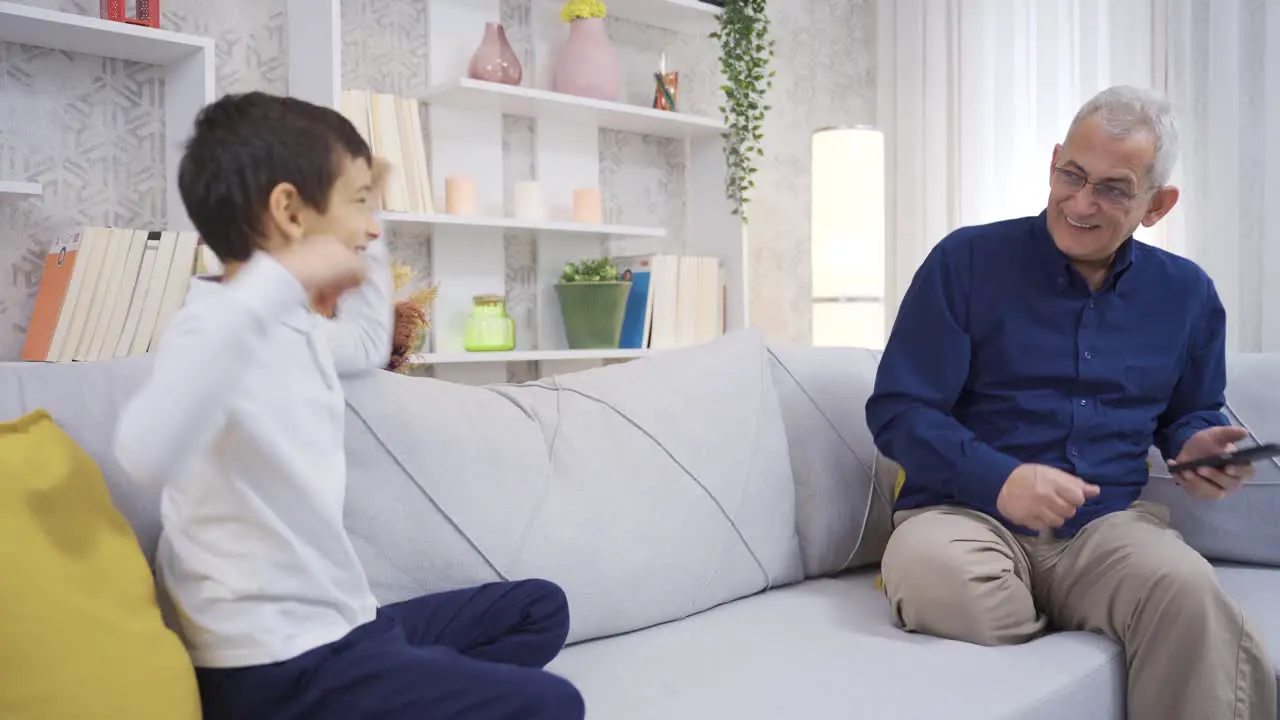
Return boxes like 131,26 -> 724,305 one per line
0,358 -> 159,563
1140,352 -> 1280,567
343,329 -> 804,644
0,332 -> 804,646
767,346 -> 899,577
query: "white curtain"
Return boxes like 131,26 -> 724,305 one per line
877,0 -> 1280,352
1156,0 -> 1280,352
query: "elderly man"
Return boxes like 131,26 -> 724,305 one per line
866,85 -> 1276,719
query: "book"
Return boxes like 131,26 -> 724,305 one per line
92,229 -> 149,361
149,231 -> 200,350
73,226 -> 133,362
613,254 -> 655,349
114,231 -> 163,358
128,230 -> 180,357
52,226 -> 111,363
637,254 -> 724,351
20,230 -> 83,361
21,226 -> 210,362
339,88 -> 434,214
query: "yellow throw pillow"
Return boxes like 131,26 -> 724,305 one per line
875,467 -> 908,594
0,410 -> 200,719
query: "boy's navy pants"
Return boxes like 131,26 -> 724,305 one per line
195,579 -> 584,720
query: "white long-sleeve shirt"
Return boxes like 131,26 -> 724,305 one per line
114,239 -> 393,668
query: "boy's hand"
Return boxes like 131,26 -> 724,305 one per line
275,235 -> 367,304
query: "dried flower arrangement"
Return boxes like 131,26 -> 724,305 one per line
387,260 -> 438,373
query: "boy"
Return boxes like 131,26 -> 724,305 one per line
114,92 -> 585,720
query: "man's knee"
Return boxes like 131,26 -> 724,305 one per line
515,578 -> 570,620
881,509 -> 1043,646
1093,513 -> 1228,620
1131,545 -> 1233,622
513,578 -> 572,651
521,672 -> 585,720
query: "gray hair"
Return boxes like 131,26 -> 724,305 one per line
1068,85 -> 1180,187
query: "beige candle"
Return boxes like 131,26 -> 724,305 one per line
445,176 -> 478,215
572,188 -> 603,224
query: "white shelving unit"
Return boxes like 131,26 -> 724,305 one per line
0,181 -> 42,200
380,211 -> 667,240
287,0 -> 743,385
0,1 -> 216,230
604,0 -> 720,33
422,79 -> 726,139
409,348 -> 650,365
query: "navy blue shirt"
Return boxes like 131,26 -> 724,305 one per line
866,212 -> 1229,537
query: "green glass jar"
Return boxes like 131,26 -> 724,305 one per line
463,294 -> 516,352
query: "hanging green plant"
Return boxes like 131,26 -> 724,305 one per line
711,0 -> 774,223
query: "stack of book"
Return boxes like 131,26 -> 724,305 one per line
339,89 -> 433,214
21,226 -> 220,363
613,254 -> 725,351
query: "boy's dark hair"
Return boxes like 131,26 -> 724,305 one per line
178,91 -> 372,262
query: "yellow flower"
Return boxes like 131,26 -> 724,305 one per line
391,260 -> 415,292
391,260 -> 438,309
406,286 -> 439,309
560,0 -> 607,22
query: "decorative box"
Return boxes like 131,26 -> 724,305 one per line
100,0 -> 160,29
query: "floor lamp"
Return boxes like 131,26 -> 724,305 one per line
810,125 -> 886,350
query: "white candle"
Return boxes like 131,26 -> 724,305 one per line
513,181 -> 546,221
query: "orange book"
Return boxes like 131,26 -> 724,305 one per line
20,231 -> 83,361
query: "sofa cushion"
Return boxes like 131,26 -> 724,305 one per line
0,410 -> 199,719
548,571 -> 1125,720
1140,352 -> 1280,567
1214,564 -> 1280,704
343,329 -> 804,644
768,346 -> 899,577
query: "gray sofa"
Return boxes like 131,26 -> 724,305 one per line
2,329 -> 1278,719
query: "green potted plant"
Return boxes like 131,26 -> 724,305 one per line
555,257 -> 632,349
711,0 -> 774,223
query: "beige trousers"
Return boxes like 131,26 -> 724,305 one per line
880,502 -> 1276,720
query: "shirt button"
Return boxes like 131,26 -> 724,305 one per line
1070,447 -> 1080,456
1079,399 -> 1087,406
1088,300 -> 1096,308
1083,351 -> 1093,359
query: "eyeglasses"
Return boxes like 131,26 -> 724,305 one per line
1051,167 -> 1145,208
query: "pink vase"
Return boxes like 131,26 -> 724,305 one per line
468,22 -> 522,86
552,18 -> 620,102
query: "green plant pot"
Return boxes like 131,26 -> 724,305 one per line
555,281 -> 632,350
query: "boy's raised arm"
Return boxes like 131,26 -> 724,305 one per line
323,236 -> 394,374
115,238 -> 368,488
114,254 -> 306,489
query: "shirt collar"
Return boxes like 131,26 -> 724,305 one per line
1033,210 -> 1136,291
189,275 -> 317,332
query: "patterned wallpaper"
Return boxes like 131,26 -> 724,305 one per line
0,0 -> 288,362
0,0 -> 876,361
752,0 -> 877,345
